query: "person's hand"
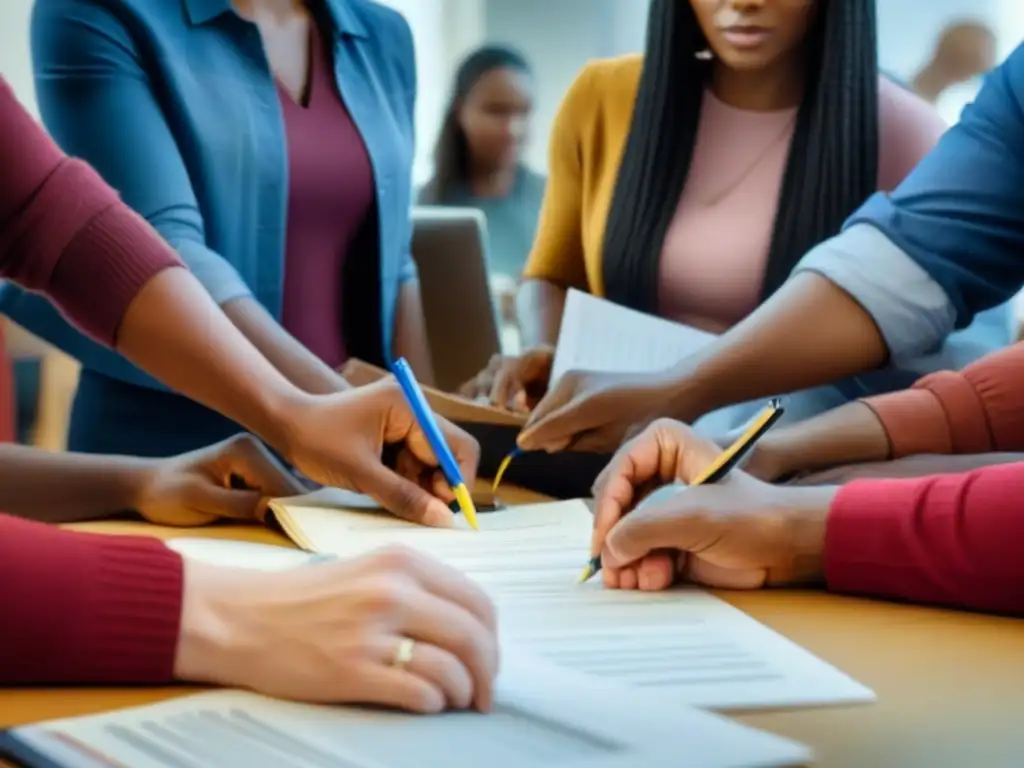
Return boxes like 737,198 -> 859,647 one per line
591,419 -> 835,591
458,345 -> 555,412
517,369 -> 672,453
281,378 -> 481,527
175,546 -> 499,713
134,434 -> 306,527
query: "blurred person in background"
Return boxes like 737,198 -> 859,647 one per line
419,45 -> 544,334
463,0 -> 979,437
912,20 -> 996,122
1,0 -> 434,458
510,23 -> 1024,458
468,0 -> 1016,455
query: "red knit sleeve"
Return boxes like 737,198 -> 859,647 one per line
0,78 -> 182,346
861,342 -> 1024,458
824,463 -> 1024,615
0,514 -> 184,684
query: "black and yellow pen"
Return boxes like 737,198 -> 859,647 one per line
578,398 -> 785,583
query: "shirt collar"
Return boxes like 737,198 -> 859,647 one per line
183,0 -> 368,38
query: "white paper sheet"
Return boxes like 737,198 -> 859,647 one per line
550,289 -> 717,383
166,538 -> 328,572
10,652 -> 808,768
268,491 -> 874,711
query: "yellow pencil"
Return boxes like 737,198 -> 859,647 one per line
578,398 -> 784,583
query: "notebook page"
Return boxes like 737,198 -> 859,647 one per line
267,492 -> 874,711
166,539 -> 328,572
550,289 -> 717,383
9,652 -> 809,768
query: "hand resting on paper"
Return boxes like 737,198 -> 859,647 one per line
590,419 -> 835,591
459,344 -> 555,412
0,434 -> 304,526
175,546 -> 499,713
134,434 -> 307,526
278,378 -> 481,527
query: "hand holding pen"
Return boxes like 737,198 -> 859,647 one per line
583,401 -> 786,588
392,358 -> 481,530
289,368 -> 481,528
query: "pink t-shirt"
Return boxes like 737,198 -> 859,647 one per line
657,78 -> 947,333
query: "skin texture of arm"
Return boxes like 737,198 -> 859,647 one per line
664,272 -> 889,421
223,298 -> 350,396
392,282 -> 436,385
0,445 -> 150,523
754,400 -> 891,479
517,280 -> 567,348
757,340 -> 1024,478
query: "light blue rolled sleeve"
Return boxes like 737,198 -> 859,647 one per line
793,223 -> 957,366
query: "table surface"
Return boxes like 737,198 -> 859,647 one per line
2,485 -> 1023,768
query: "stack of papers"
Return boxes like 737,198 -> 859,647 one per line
2,653 -> 810,767
264,490 -> 873,712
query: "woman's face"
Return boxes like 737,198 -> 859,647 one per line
688,0 -> 817,72
457,66 -> 533,171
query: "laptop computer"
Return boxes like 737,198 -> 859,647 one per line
411,206 -> 501,392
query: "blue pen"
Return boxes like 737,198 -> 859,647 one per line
391,358 -> 479,530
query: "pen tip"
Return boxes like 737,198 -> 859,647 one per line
576,564 -> 594,584
576,556 -> 601,584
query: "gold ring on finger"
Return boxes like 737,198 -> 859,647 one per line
391,637 -> 415,669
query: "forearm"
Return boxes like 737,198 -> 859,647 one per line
222,296 -> 350,396
666,272 -> 889,422
393,282 -> 435,385
0,445 -> 152,523
116,269 -> 308,455
517,279 -> 567,348
760,401 -> 891,477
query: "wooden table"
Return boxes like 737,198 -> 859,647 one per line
3,485 -> 1024,767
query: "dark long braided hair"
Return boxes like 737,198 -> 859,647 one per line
420,44 -> 532,204
602,0 -> 879,311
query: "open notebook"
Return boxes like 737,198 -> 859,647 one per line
263,490 -> 873,712
0,653 -> 809,768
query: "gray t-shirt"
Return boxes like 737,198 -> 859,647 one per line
419,166 -> 546,279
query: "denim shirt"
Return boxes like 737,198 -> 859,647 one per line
0,0 -> 416,390
791,47 -> 1024,399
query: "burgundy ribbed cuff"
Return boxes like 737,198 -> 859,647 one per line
74,534 -> 186,683
0,516 -> 184,686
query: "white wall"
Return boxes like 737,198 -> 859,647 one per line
378,0 -> 486,183
0,0 -> 34,113
876,0 -> 1000,81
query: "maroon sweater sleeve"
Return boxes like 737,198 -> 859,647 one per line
825,463 -> 1024,615
0,80 -> 187,683
0,78 -> 182,345
861,342 -> 1024,458
0,515 -> 183,684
